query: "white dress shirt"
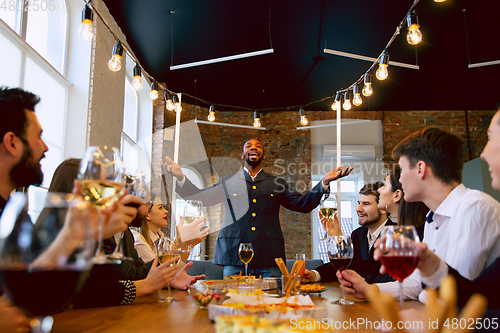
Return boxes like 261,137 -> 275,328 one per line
131,229 -> 164,263
377,184 -> 500,301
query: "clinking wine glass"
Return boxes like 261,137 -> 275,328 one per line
328,235 -> 354,305
78,145 -> 125,265
157,236 -> 181,303
0,192 -> 95,332
106,170 -> 148,262
319,194 -> 337,240
183,200 -> 204,225
238,243 -> 254,276
379,225 -> 420,308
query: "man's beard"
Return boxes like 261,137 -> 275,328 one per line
10,144 -> 44,188
244,155 -> 262,167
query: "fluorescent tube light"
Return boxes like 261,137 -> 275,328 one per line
170,49 -> 274,70
323,48 -> 419,70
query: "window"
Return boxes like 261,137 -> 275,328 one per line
121,78 -> 139,172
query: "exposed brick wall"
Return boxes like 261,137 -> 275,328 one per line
152,101 -> 495,261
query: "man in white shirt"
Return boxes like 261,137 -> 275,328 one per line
337,127 -> 500,302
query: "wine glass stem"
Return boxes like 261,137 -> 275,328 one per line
94,222 -> 104,258
112,231 -> 123,254
398,281 -> 403,308
167,283 -> 172,300
245,263 -> 248,276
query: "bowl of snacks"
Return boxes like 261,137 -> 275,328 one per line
189,283 -> 228,309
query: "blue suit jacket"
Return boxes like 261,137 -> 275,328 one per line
177,170 -> 327,267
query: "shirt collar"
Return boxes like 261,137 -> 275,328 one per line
368,218 -> 388,248
434,184 -> 466,218
243,166 -> 263,181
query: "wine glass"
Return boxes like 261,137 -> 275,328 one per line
107,170 -> 148,261
157,236 -> 181,303
0,192 -> 95,332
379,225 -> 420,308
238,243 -> 254,276
183,200 -> 204,225
328,235 -> 354,305
319,194 -> 337,240
78,146 -> 125,265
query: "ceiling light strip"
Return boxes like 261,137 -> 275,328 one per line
296,120 -> 371,130
323,48 -> 419,70
195,119 -> 267,130
468,60 -> 500,68
170,49 -> 274,70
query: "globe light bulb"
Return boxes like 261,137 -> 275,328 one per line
108,55 -> 122,72
208,111 -> 216,122
376,64 -> 388,80
300,116 -> 309,126
175,103 -> 182,112
253,118 -> 262,128
166,99 -> 175,111
362,82 -> 373,96
434,0 -> 446,2
353,93 -> 362,106
407,27 -> 422,45
149,89 -> 158,100
343,98 -> 352,110
331,102 -> 337,111
132,76 -> 143,91
79,19 -> 95,41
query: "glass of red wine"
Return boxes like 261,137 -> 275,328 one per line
379,225 -> 420,308
0,192 -> 95,332
328,235 -> 354,305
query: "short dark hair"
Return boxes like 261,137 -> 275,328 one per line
392,127 -> 465,184
359,181 -> 384,204
0,87 -> 40,141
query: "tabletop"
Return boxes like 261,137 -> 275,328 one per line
51,282 -> 423,332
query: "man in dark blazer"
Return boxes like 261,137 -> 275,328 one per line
304,182 -> 395,283
164,139 -> 352,277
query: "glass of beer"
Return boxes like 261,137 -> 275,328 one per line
238,243 -> 254,276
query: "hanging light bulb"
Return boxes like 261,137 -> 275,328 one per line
362,73 -> 373,97
352,84 -> 362,106
253,111 -> 262,128
108,43 -> 123,72
299,107 -> 309,126
79,5 -> 95,40
208,105 -> 216,122
172,93 -> 182,112
331,92 -> 341,111
343,91 -> 352,110
406,11 -> 422,45
434,0 -> 446,2
149,81 -> 159,100
164,91 -> 175,111
376,50 -> 390,81
132,65 -> 143,91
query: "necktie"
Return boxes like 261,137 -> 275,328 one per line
426,211 -> 434,224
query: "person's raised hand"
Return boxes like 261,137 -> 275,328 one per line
100,194 -> 141,239
336,269 -> 372,300
163,156 -> 184,179
302,269 -> 316,283
323,166 -> 354,185
170,261 -> 206,290
319,211 -> 343,237
176,215 -> 209,248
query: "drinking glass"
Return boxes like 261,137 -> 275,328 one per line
238,243 -> 254,276
0,192 -> 95,332
157,236 -> 181,303
328,235 -> 354,305
379,225 -> 420,308
107,170 -> 148,261
295,253 -> 306,293
319,194 -> 337,240
183,200 -> 204,225
78,146 -> 125,264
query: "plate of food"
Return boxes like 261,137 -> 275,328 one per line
299,284 -> 328,294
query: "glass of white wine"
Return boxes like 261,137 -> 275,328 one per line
78,146 -> 125,265
238,243 -> 254,276
183,200 -> 203,225
319,194 -> 338,240
157,236 -> 181,303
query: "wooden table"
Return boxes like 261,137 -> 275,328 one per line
51,282 -> 423,332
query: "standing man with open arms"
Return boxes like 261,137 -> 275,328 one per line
164,139 -> 353,277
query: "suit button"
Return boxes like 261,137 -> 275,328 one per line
233,193 -> 237,196
253,199 -> 257,203
251,227 -> 256,231
252,213 -> 256,217
271,194 -> 274,197
252,186 -> 257,190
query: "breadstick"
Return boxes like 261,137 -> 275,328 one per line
366,285 -> 406,333
451,294 -> 487,333
275,258 -> 289,277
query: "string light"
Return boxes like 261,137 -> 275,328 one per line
362,73 -> 373,97
108,43 -> 123,72
253,111 -> 262,128
406,11 -> 422,45
132,64 -> 143,91
331,92 -> 341,110
434,0 -> 446,2
150,81 -> 159,100
352,83 -> 362,106
376,50 -> 390,80
299,107 -> 309,126
208,105 -> 216,122
164,91 -> 175,111
172,93 -> 182,112
343,91 -> 352,110
79,4 -> 95,41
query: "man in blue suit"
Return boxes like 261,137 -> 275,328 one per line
165,139 -> 352,277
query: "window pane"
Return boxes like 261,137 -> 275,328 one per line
341,200 -> 352,218
123,80 -> 138,142
0,27 -> 22,87
341,180 -> 355,192
25,0 -> 67,73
